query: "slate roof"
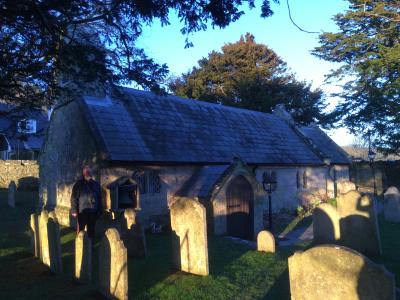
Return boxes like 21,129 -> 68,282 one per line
297,125 -> 350,165
80,88 -> 343,165
175,165 -> 230,199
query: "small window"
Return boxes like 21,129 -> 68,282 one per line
133,172 -> 147,194
296,171 -> 300,189
149,170 -> 161,193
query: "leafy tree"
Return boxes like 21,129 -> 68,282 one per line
313,0 -> 400,153
169,33 -> 328,125
0,0 -> 279,109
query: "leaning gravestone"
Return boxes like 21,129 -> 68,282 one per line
8,181 -> 16,208
75,231 -> 92,283
337,191 -> 381,257
39,210 -> 62,273
257,230 -> 275,253
383,186 -> 400,223
122,209 -> 147,258
170,197 -> 209,276
99,228 -> 128,300
30,213 -> 41,258
313,203 -> 341,245
288,245 -> 395,300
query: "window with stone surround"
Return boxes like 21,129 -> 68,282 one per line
133,171 -> 147,194
133,170 -> 161,194
149,170 -> 161,193
296,171 -> 300,189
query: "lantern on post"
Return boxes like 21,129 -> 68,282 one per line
262,171 -> 277,231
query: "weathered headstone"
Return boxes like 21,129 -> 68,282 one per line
30,213 -> 40,258
337,191 -> 381,257
7,180 -> 16,207
288,245 -> 395,300
39,210 -> 50,265
337,180 -> 357,195
384,186 -> 400,223
257,230 -> 275,253
99,228 -> 128,300
122,209 -> 147,258
170,197 -> 209,276
39,210 -> 62,273
75,231 -> 92,283
313,203 -> 341,245
123,209 -> 136,230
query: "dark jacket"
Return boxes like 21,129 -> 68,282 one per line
70,178 -> 102,215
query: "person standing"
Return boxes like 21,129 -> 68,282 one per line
70,165 -> 102,239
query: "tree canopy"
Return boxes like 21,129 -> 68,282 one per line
313,0 -> 400,153
0,0 -> 278,109
169,33 -> 329,125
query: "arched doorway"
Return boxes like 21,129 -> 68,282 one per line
226,175 -> 254,240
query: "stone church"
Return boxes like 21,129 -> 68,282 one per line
39,88 -> 350,240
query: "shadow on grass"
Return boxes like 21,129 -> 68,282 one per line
208,235 -> 251,276
128,233 -> 177,298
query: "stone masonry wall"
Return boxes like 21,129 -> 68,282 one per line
39,100 -> 99,225
0,160 -> 39,190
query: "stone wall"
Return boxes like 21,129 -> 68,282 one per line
254,166 -> 332,212
39,100 -> 99,226
0,160 -> 39,190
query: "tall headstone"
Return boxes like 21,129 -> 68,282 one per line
383,186 -> 400,223
99,228 -> 128,300
122,209 -> 147,258
257,230 -> 275,253
170,197 -> 209,276
313,203 -> 341,245
75,231 -> 92,283
337,191 -> 381,257
30,213 -> 41,258
288,245 -> 395,300
39,210 -> 62,273
39,210 -> 50,265
8,180 -> 16,208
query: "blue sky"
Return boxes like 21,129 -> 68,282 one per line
136,0 -> 354,146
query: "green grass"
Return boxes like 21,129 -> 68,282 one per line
1,189 -> 400,299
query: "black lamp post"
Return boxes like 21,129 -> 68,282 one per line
368,146 -> 377,196
262,172 -> 277,231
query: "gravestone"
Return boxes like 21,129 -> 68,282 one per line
288,245 -> 395,300
124,209 -> 136,230
122,209 -> 147,258
99,228 -> 128,300
8,181 -> 16,208
257,230 -> 275,253
39,211 -> 50,265
337,191 -> 381,257
383,186 -> 400,223
313,203 -> 341,245
75,231 -> 92,283
39,210 -> 62,273
30,213 -> 40,258
170,197 -> 209,276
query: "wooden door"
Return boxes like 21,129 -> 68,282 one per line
226,175 -> 254,240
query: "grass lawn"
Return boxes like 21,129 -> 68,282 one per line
1,189 -> 400,300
